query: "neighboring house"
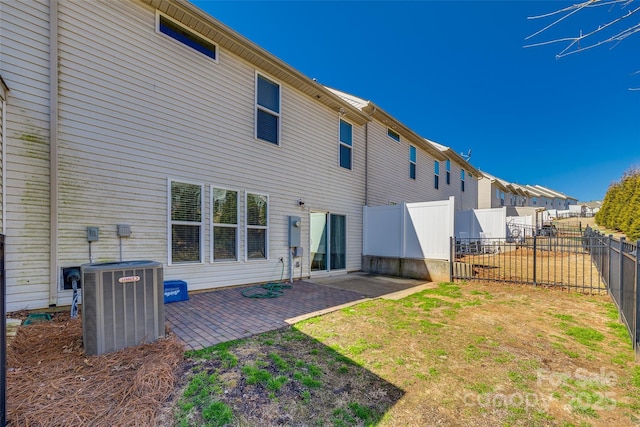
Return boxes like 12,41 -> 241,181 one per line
326,88 -> 480,211
0,0 -> 480,311
478,172 -> 576,211
478,172 -> 530,209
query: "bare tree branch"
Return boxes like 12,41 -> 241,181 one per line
525,0 -> 639,88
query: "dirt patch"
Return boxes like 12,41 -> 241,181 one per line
5,311 -> 184,427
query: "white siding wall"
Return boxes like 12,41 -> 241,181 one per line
48,0 -> 365,305
0,0 -> 53,311
366,119 -> 478,211
366,121 -> 441,206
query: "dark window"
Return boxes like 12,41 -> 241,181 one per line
159,15 -> 216,60
409,146 -> 417,180
339,119 -> 352,170
256,75 -> 280,145
387,128 -> 400,142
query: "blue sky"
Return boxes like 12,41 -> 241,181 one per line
192,0 -> 640,202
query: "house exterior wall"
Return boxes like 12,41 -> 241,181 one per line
1,0 -> 367,311
365,121 -> 477,210
366,121 -> 441,206
0,0 -> 53,310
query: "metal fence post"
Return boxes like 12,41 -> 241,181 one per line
608,235 -> 613,297
620,237 -> 626,324
533,235 -> 537,286
633,239 -> 640,362
449,236 -> 454,282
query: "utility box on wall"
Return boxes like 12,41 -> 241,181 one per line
289,216 -> 301,247
81,260 -> 164,356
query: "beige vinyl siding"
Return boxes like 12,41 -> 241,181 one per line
51,0 -> 364,301
366,121 -> 441,206
0,0 -> 53,311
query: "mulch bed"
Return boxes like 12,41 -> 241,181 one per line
5,311 -> 184,427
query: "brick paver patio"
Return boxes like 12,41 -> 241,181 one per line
164,280 -> 367,350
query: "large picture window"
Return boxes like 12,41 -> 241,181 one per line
339,119 -> 352,170
246,193 -> 268,260
170,180 -> 203,264
212,188 -> 238,262
256,74 -> 280,145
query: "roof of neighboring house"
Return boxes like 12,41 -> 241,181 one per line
479,171 -> 577,201
138,0 -> 370,125
481,171 -> 511,192
581,201 -> 602,209
533,185 -> 575,200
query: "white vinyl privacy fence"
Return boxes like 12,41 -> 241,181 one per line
454,207 -> 507,240
363,197 -> 455,261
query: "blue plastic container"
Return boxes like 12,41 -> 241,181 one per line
163,280 -> 189,303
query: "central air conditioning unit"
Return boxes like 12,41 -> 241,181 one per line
81,260 -> 164,356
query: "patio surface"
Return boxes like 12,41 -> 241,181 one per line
164,272 -> 434,351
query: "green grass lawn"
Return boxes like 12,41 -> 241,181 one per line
172,281 -> 640,426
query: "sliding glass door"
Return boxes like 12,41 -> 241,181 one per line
310,212 -> 346,272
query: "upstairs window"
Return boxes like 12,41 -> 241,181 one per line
461,169 -> 466,192
256,74 -> 281,145
212,188 -> 238,262
446,159 -> 451,185
169,180 -> 203,264
157,13 -> 217,61
434,160 -> 440,189
339,119 -> 353,169
409,146 -> 417,180
387,128 -> 400,142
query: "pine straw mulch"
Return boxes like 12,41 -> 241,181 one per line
6,311 -> 185,427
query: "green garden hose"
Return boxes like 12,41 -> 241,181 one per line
241,261 -> 291,298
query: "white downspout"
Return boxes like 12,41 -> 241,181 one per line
48,0 -> 60,306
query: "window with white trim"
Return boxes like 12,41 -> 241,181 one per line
409,146 -> 417,179
246,193 -> 268,260
434,160 -> 440,189
256,74 -> 280,145
212,188 -> 238,262
387,128 -> 400,142
461,169 -> 465,192
157,12 -> 217,61
170,180 -> 203,264
446,159 -> 451,185
339,119 -> 352,169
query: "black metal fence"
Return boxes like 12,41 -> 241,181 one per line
451,232 -> 606,292
584,228 -> 640,353
451,226 -> 640,353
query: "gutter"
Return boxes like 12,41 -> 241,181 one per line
48,0 -> 59,306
